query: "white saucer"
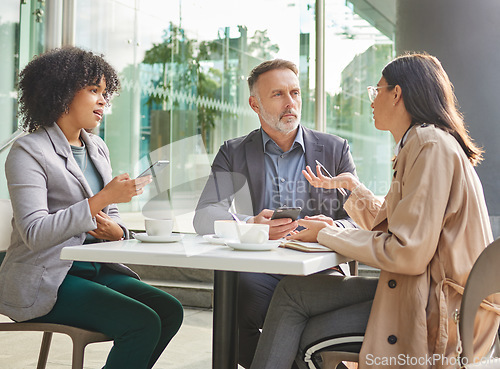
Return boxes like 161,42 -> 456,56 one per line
226,241 -> 280,251
203,234 -> 228,245
134,233 -> 184,243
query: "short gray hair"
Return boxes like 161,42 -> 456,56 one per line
247,59 -> 298,95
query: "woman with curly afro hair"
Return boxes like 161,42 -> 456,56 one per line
0,47 -> 183,369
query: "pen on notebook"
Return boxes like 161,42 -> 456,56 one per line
314,160 -> 348,197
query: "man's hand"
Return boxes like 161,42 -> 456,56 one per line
248,209 -> 298,240
88,211 -> 124,241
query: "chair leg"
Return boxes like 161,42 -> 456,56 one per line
71,338 -> 88,369
348,260 -> 358,276
36,332 -> 53,369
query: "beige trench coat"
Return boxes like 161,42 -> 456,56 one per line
317,124 -> 500,368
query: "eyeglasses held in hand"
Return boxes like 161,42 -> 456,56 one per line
367,85 -> 394,102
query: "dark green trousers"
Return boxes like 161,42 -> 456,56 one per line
29,262 -> 183,369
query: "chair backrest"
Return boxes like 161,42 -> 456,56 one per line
459,237 -> 500,361
0,199 -> 13,252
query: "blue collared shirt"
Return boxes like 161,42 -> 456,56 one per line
261,126 -> 309,212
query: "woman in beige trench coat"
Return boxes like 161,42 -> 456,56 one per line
249,53 -> 500,369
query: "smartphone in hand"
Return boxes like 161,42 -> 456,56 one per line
137,160 -> 169,179
271,206 -> 302,221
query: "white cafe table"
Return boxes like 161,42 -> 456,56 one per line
60,234 -> 350,369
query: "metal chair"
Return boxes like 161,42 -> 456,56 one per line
0,199 -> 112,368
458,237 -> 500,368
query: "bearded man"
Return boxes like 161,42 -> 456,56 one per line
194,59 -> 357,368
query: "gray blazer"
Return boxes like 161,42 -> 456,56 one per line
193,126 -> 357,235
0,124 -> 137,322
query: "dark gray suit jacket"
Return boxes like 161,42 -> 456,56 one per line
0,124 -> 137,322
193,126 -> 357,235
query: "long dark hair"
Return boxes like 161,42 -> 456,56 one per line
382,52 -> 483,166
18,46 -> 120,133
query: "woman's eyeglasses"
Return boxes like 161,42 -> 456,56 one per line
367,85 -> 394,102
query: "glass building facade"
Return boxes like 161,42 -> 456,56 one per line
0,0 -> 395,232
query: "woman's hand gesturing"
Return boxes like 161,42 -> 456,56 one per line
302,165 -> 359,191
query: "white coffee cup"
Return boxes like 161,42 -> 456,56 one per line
214,220 -> 239,240
236,223 -> 269,244
145,219 -> 174,237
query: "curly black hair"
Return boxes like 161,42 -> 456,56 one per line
18,46 -> 120,132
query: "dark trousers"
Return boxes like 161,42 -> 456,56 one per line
238,270 -> 345,368
250,275 -> 377,369
29,264 -> 183,369
238,273 -> 299,369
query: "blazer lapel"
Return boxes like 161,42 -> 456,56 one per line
80,130 -> 112,186
44,125 -> 94,197
245,130 -> 266,212
302,127 -> 325,199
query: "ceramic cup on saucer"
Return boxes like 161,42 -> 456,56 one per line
236,223 -> 269,244
145,219 -> 174,237
214,220 -> 239,240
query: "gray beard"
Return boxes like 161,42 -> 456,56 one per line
274,119 -> 300,134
